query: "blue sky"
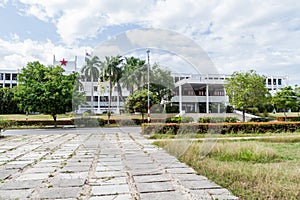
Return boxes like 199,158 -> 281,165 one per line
0,0 -> 300,85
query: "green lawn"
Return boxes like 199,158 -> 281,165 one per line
154,134 -> 300,199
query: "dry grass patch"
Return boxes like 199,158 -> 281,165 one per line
154,139 -> 300,199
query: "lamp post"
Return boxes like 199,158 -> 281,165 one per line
146,49 -> 151,123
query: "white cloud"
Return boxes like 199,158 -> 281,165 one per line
0,36 -> 89,70
0,0 -> 8,7
2,0 -> 300,84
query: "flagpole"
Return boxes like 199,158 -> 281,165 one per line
147,49 -> 151,123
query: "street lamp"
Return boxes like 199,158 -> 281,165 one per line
146,49 -> 151,123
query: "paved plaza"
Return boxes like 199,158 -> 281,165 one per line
0,128 -> 238,199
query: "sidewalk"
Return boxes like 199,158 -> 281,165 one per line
0,128 -> 238,199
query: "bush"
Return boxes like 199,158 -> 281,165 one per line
250,117 -> 270,122
198,117 -> 238,123
277,116 -> 300,122
165,116 -> 194,123
142,122 -> 300,135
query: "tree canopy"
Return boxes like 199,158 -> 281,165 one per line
0,87 -> 20,114
272,86 -> 299,119
14,61 -> 85,126
225,70 -> 270,121
124,89 -> 159,120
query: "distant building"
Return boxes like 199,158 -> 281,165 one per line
0,69 -> 18,88
0,58 -> 289,114
265,75 -> 288,95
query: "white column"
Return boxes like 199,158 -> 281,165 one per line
217,103 -> 220,113
97,95 -> 100,112
116,94 -> 120,114
179,85 -> 182,114
206,84 -> 209,113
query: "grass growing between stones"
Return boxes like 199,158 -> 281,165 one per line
154,138 -> 300,199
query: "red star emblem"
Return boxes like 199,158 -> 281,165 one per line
60,58 -> 67,66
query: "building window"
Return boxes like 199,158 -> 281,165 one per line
12,74 -> 17,80
5,74 -> 10,80
267,79 -> 271,85
0,73 -> 3,80
273,79 -> 276,85
94,86 -> 98,91
5,84 -> 10,88
278,79 -> 282,85
0,84 -> 3,88
86,96 -> 91,101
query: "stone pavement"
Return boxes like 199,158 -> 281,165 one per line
0,128 -> 238,199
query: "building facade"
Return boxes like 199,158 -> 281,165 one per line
0,69 -> 18,88
0,63 -> 289,114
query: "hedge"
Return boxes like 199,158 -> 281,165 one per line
0,117 -> 169,128
277,116 -> 300,122
142,122 -> 300,135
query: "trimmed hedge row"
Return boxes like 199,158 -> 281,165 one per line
0,117 -> 169,128
277,116 -> 300,122
142,122 -> 300,135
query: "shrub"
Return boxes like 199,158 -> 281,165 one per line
277,116 -> 300,122
118,119 -> 137,126
142,122 -> 300,135
198,117 -> 238,123
165,116 -> 194,123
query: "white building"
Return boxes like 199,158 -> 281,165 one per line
265,75 -> 288,95
0,59 -> 289,114
172,74 -> 230,114
0,69 -> 18,88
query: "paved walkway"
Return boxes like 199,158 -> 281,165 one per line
0,128 -> 238,199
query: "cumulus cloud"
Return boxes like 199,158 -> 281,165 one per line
0,36 -> 90,70
2,0 -> 300,83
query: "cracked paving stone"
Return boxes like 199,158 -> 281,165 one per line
89,194 -> 133,200
89,177 -> 127,186
94,171 -> 126,178
0,189 -> 33,199
91,184 -> 130,196
139,191 -> 187,200
133,174 -> 171,183
31,187 -> 82,199
16,173 -> 50,181
0,180 -> 42,190
136,182 -> 175,193
180,180 -> 222,190
49,177 -> 86,187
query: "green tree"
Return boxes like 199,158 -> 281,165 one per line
121,57 -> 147,94
272,86 -> 298,120
14,61 -> 85,127
81,56 -> 101,113
148,63 -> 174,101
124,89 -> 159,120
100,55 -> 123,123
0,87 -> 20,114
225,70 -> 270,122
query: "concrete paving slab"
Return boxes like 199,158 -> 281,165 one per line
89,194 -> 133,200
0,189 -> 33,199
140,191 -> 187,200
135,181 -> 175,193
0,129 -> 238,200
89,177 -> 128,186
31,187 -> 82,199
91,184 -> 130,196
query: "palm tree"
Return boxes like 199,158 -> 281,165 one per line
81,56 -> 100,113
121,57 -> 147,94
100,55 -> 123,124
